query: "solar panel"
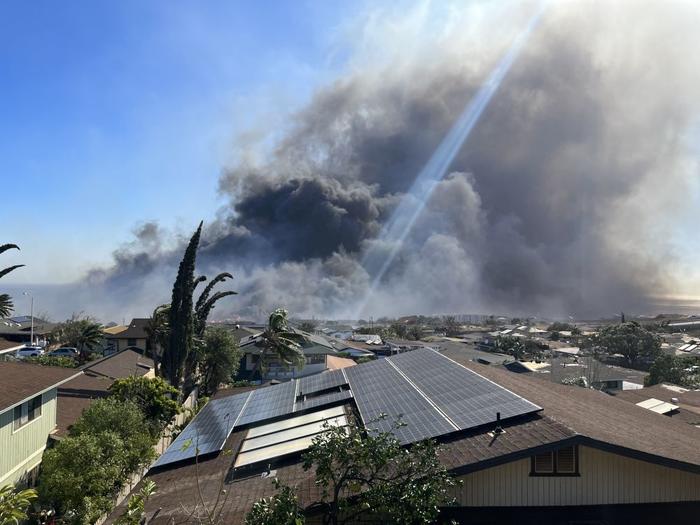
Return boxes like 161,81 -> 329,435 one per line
295,389 -> 353,412
345,359 -> 457,444
236,380 -> 297,426
389,348 -> 541,431
151,391 -> 251,468
297,369 -> 347,395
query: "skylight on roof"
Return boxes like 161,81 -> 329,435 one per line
234,407 -> 348,469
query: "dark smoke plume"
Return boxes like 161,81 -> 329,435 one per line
43,0 -> 700,321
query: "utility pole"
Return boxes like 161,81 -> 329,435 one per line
23,291 -> 34,346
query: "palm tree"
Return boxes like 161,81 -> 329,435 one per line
252,309 -> 307,379
76,321 -> 104,363
0,244 -> 24,318
0,484 -> 37,525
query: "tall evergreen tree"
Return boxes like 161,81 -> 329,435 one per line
163,222 -> 202,390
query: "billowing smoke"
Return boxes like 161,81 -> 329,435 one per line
45,0 -> 700,321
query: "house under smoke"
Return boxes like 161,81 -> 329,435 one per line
107,348 -> 699,524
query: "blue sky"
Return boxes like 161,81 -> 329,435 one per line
0,0 -> 357,282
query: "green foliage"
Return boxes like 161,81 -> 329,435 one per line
356,356 -> 375,364
0,244 -> 23,318
50,316 -> 104,362
255,309 -> 307,374
40,399 -> 157,523
40,432 -> 128,523
70,399 -> 157,474
407,325 -> 423,341
494,336 -> 542,361
245,479 -> 304,525
201,327 -> 242,395
297,320 -> 317,333
547,322 -> 574,332
0,484 -> 37,525
549,331 -> 560,341
109,376 -> 181,430
164,222 -> 202,390
441,315 -> 461,337
26,355 -> 77,368
115,480 -> 156,525
561,376 -> 588,388
596,322 -> 662,368
301,417 -> 457,525
146,304 -> 170,373
646,354 -> 700,388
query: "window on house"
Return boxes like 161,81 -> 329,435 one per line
28,395 -> 42,421
127,338 -> 137,347
13,394 -> 43,431
531,446 -> 578,476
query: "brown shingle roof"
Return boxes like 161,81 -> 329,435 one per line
106,318 -> 149,340
0,337 -> 23,353
444,354 -> 700,470
0,362 -> 79,412
55,350 -> 155,436
86,349 -> 153,380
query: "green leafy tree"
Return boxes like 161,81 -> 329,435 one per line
245,479 -> 304,525
201,327 -> 241,396
115,480 -> 157,525
297,320 -> 317,333
253,309 -> 307,377
50,316 -> 104,362
70,398 -> 156,475
596,322 -> 662,368
646,354 -> 700,388
40,400 -> 157,523
0,244 -> 24,318
389,322 -> 408,339
407,325 -> 423,341
40,432 -> 129,523
109,376 -> 181,430
301,418 -> 457,525
26,355 -> 77,368
441,315 -> 460,337
0,484 -> 37,525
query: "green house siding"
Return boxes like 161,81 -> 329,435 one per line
0,389 -> 58,487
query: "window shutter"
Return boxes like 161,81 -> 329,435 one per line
556,446 -> 576,473
533,452 -> 554,473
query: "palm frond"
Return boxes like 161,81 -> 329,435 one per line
0,244 -> 20,256
0,264 -> 25,280
195,272 -> 233,313
0,294 -> 14,318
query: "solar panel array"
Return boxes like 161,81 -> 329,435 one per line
295,388 -> 352,412
345,359 -> 457,444
390,349 -> 541,430
152,391 -> 251,468
154,347 -> 541,469
297,369 -> 347,395
237,380 -> 296,426
153,372 -> 351,468
346,348 -> 541,445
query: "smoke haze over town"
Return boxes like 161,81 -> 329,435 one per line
4,0 -> 700,323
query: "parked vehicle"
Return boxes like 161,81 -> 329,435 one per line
16,346 -> 44,359
46,347 -> 79,359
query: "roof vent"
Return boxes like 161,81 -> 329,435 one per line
493,412 -> 504,435
671,397 -> 680,404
